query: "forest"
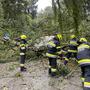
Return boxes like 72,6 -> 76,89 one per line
0,0 -> 90,90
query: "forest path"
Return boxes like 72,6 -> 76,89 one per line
0,59 -> 82,90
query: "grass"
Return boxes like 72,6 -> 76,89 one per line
8,63 -> 19,71
58,64 -> 70,76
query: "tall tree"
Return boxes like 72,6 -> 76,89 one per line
52,0 -> 86,36
63,0 -> 85,35
2,0 -> 28,19
1,0 -> 37,34
26,0 -> 38,19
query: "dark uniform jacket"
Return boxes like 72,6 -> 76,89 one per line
68,38 -> 78,53
77,42 -> 90,66
46,38 -> 61,58
20,39 -> 27,55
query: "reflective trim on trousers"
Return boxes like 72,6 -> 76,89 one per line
46,53 -> 57,58
51,68 -> 57,72
84,82 -> 90,88
20,64 -> 24,67
20,53 -> 25,55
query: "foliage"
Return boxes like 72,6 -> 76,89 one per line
58,64 -> 70,76
0,0 -> 90,60
27,0 -> 38,19
51,0 -> 90,38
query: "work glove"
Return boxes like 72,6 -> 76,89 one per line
64,60 -> 68,65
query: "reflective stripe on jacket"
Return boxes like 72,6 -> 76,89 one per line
46,53 -> 57,58
78,59 -> 90,66
77,43 -> 90,66
20,39 -> 27,53
68,39 -> 78,52
46,39 -> 61,58
70,40 -> 78,46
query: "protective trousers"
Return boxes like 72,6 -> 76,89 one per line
81,66 -> 85,83
48,58 -> 57,76
81,66 -> 90,90
20,47 -> 26,71
20,54 -> 26,64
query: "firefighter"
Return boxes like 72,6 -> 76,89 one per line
64,35 -> 78,65
77,38 -> 90,90
46,33 -> 62,76
19,35 -> 28,72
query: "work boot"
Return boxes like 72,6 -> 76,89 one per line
50,72 -> 57,77
49,68 -> 58,77
20,67 -> 27,72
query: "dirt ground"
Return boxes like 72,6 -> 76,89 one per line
0,59 -> 82,90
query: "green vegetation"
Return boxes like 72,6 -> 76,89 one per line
8,63 -> 19,71
0,0 -> 90,60
58,64 -> 70,76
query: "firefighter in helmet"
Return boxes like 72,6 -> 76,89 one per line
46,33 -> 62,76
77,38 -> 90,90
